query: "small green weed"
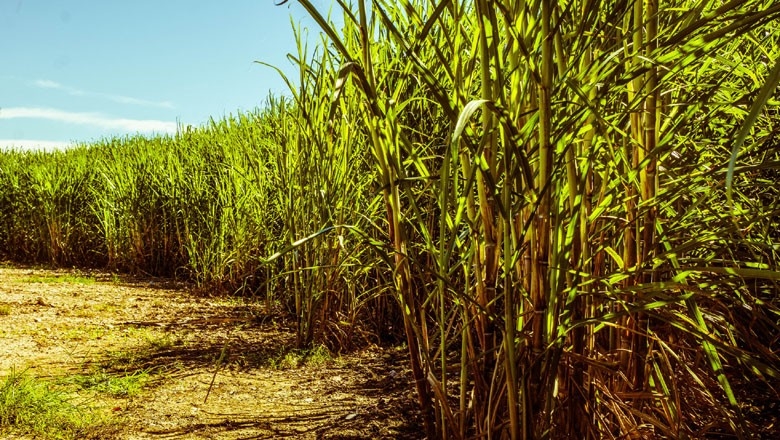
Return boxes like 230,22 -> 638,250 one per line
60,369 -> 150,398
0,304 -> 10,316
269,345 -> 333,370
144,331 -> 180,350
62,325 -> 107,341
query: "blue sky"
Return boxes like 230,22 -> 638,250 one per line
0,0 -> 336,150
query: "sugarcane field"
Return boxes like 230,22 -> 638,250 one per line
1,0 -> 779,439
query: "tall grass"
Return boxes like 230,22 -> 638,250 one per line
0,107 -> 381,346
0,147 -> 100,265
1,0 -> 779,437
0,96 -> 390,343
283,0 -> 780,437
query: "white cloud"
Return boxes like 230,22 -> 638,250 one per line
110,95 -> 175,108
0,139 -> 77,151
33,79 -> 64,89
0,107 -> 178,133
32,79 -> 175,109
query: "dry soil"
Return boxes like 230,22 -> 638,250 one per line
0,264 -> 423,439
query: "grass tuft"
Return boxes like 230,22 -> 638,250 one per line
269,345 -> 334,370
0,369 -> 106,439
60,369 -> 150,398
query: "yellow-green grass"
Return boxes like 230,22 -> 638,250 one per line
58,369 -> 150,398
0,370 -> 116,439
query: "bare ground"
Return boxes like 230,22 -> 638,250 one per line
0,264 -> 423,439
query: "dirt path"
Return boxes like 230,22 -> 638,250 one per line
0,265 -> 422,439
